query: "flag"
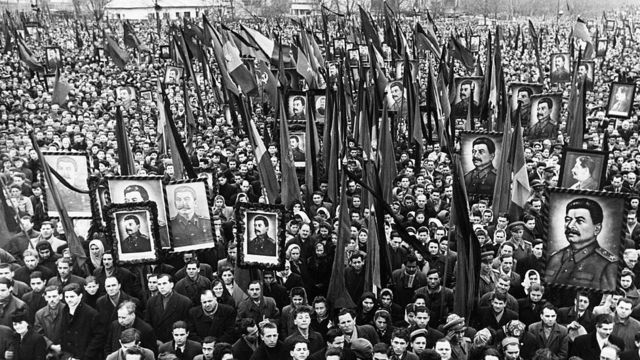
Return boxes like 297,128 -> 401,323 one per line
491,109 -> 514,215
29,133 -> 87,269
276,69 -> 301,208
359,6 -> 381,52
448,36 -> 475,71
115,108 -> 135,175
241,25 -> 290,64
377,103 -> 397,205
159,84 -> 197,180
415,22 -> 441,58
304,101 -> 321,211
255,60 -> 277,105
293,45 -> 315,88
16,35 -> 44,72
238,94 -> 280,204
326,174 -> 356,309
204,16 -> 239,96
104,34 -> 129,70
451,154 -> 480,319
573,18 -> 594,59
123,21 -> 148,52
74,22 -> 83,49
567,51 -> 586,149
51,68 -> 70,105
182,83 -> 198,155
221,32 -> 258,96
509,117 -> 530,220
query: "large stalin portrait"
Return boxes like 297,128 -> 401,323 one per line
545,198 -> 618,291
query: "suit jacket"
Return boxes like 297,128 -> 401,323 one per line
95,291 -> 141,325
236,296 -> 280,325
15,329 -> 47,360
527,322 -> 569,358
61,302 -> 103,360
105,317 -> 157,357
0,294 -> 27,327
106,347 -> 155,360
159,340 -> 203,360
571,332 -> 625,360
188,303 -> 237,343
390,269 -> 428,307
232,337 -> 257,360
34,302 -> 66,347
145,292 -> 193,342
473,307 -> 519,331
557,306 -> 595,333
353,324 -> 380,345
517,298 -> 544,327
621,350 -> 640,360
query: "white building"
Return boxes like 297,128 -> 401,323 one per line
104,0 -> 214,20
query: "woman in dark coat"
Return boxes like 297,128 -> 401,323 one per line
12,310 -> 47,360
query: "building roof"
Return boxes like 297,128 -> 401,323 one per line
106,0 -> 210,10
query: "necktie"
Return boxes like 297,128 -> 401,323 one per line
176,348 -> 183,359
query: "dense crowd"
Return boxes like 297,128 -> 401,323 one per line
1,5 -> 640,360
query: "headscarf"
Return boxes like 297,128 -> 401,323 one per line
88,239 -> 105,269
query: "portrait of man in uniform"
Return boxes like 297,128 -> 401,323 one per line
45,47 -> 62,71
289,134 -> 305,163
550,53 -> 571,83
545,196 -> 620,291
116,86 -> 136,107
464,136 -> 498,198
288,95 -> 307,122
529,96 -> 559,141
559,150 -> 607,191
314,95 -> 326,123
451,78 -> 481,123
247,215 -> 277,256
166,181 -> 214,251
120,214 -> 151,253
44,153 -> 91,217
607,83 -> 636,118
164,66 -> 182,85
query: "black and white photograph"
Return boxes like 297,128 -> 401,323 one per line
348,49 -> 360,68
287,93 -> 308,123
606,19 -> 616,31
165,179 -> 215,252
164,65 -> 183,85
558,148 -> 608,191
42,152 -> 91,218
160,45 -> 171,59
106,176 -> 171,248
451,77 -> 483,127
606,82 -> 636,119
528,93 -> 562,141
289,131 -> 306,167
358,44 -> 370,67
386,81 -> 406,113
596,38 -> 608,57
544,188 -> 625,292
235,202 -> 286,270
115,86 -> 136,107
470,35 -> 481,52
44,73 -> 56,92
509,82 -> 543,113
139,90 -> 153,104
45,46 -> 62,71
313,93 -> 326,124
577,61 -> 595,91
550,53 -> 571,84
105,201 -> 160,265
332,38 -> 346,58
460,131 -> 503,200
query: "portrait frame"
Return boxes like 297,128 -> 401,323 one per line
358,44 -> 370,67
451,76 -> 483,130
164,65 -> 183,85
528,93 -> 562,141
596,38 -> 608,57
550,53 -> 571,84
41,151 -> 92,218
45,46 -> 62,71
289,131 -> 306,168
115,86 -> 137,107
287,91 -> 308,123
312,91 -> 327,124
557,148 -> 608,191
543,188 -> 626,292
606,20 -> 615,31
139,90 -> 153,104
606,82 -> 636,119
469,35 -> 481,53
459,131 -> 504,201
105,201 -> 160,265
159,45 -> 171,59
235,202 -> 286,270
332,38 -> 346,58
164,178 -> 216,253
509,82 -> 543,111
72,218 -> 94,243
105,175 -> 171,249
95,47 -> 105,62
578,61 -> 595,92
347,49 -> 360,68
44,73 -> 56,92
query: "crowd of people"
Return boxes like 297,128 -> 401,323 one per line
0,4 -> 640,360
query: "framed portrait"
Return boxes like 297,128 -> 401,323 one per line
165,178 -> 215,253
347,49 -> 360,68
87,176 -> 109,229
358,45 -> 370,67
45,47 -> 62,71
312,93 -> 326,124
451,77 -> 483,129
115,86 -> 137,107
159,45 -> 171,59
164,65 -> 183,85
421,107 -> 439,143
44,73 -> 56,92
235,202 -> 286,270
459,131 -> 503,201
578,61 -> 595,92
105,201 -> 160,265
469,35 -> 481,53
195,72 -> 205,87
596,39 -> 608,57
606,82 -> 636,119
382,43 -> 392,62
332,38 -> 346,58
42,151 -> 92,218
528,93 -> 562,141
72,218 -> 93,242
509,82 -> 543,111
94,47 -> 105,62
395,60 -> 419,81
345,42 -> 354,51
289,131 -> 306,167
550,53 -> 571,84
105,175 -> 171,249
385,81 -> 406,114
543,188 -> 625,292
557,148 -> 608,191
606,20 -> 615,31
287,92 -> 308,123
139,90 -> 153,104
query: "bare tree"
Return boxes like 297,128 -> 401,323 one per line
86,0 -> 113,23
